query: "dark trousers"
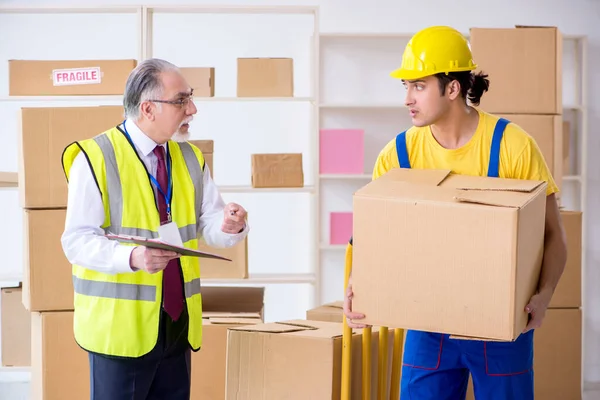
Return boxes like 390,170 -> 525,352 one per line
88,307 -> 192,400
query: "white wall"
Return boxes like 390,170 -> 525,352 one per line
0,0 -> 598,387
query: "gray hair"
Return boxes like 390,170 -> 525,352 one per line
123,58 -> 180,120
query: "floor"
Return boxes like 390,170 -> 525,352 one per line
1,382 -> 600,400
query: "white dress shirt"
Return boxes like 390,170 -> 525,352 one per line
61,119 -> 248,275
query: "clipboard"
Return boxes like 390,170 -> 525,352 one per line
105,234 -> 233,261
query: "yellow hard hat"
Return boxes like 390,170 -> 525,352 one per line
390,26 -> 477,80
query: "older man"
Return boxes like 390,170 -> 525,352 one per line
61,58 -> 249,400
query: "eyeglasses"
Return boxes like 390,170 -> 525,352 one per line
147,89 -> 194,109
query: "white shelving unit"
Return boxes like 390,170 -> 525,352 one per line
316,31 -> 589,307
0,5 -> 322,384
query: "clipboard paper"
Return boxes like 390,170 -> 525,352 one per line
105,234 -> 232,261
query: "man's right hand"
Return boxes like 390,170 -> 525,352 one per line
130,246 -> 180,273
343,280 -> 370,329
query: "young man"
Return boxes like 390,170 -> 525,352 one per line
343,26 -> 567,399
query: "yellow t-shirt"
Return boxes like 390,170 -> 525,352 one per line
373,109 -> 559,196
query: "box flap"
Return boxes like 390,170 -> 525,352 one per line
442,174 -> 544,192
322,301 -> 343,309
376,168 -> 452,186
202,312 -> 261,319
208,317 -> 262,325
229,322 -> 316,334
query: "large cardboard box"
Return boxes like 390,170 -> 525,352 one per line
470,26 -> 562,114
188,139 -> 214,176
550,211 -> 582,308
1,286 -> 31,367
351,168 -> 547,341
31,311 -> 89,400
191,286 -> 264,400
19,106 -> 124,209
180,67 -> 214,97
226,319 -> 394,399
237,58 -> 293,97
498,114 -> 563,189
306,301 -> 344,323
466,308 -> 582,400
197,237 -> 248,279
23,209 -> 73,312
9,59 -> 136,96
251,153 -> 304,188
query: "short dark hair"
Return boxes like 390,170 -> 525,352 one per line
435,71 -> 490,106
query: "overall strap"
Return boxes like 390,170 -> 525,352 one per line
395,130 -> 411,169
487,118 -> 510,178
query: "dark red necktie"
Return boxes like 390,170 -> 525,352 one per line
153,145 -> 184,321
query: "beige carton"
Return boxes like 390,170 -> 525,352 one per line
470,26 -> 562,114
9,59 -> 136,96
351,168 -> 547,341
226,319 -> 394,399
251,153 -> 303,188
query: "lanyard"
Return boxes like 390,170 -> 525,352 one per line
121,121 -> 173,222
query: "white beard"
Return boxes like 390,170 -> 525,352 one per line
172,131 -> 190,142
172,118 -> 193,142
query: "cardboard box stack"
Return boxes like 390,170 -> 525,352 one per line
18,100 -> 128,399
191,287 -> 265,400
470,26 -> 565,191
461,26 -> 582,399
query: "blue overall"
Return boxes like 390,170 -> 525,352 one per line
395,118 -> 535,400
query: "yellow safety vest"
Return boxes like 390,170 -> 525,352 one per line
62,125 -> 205,358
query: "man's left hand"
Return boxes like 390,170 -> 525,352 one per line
523,289 -> 552,333
222,203 -> 247,234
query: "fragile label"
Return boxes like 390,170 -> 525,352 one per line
52,67 -> 102,86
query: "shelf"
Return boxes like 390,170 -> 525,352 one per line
0,96 -> 314,103
0,95 -> 123,102
320,244 -> 346,251
0,172 -> 17,188
321,32 -> 412,39
146,5 -> 318,15
218,185 -> 315,193
322,103 -> 584,111
320,102 -> 405,109
0,6 -> 139,14
0,367 -> 31,382
563,175 -> 583,183
199,97 -> 314,102
320,174 -> 371,180
202,273 -> 316,285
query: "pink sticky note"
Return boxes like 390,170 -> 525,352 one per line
330,212 -> 353,245
320,129 -> 364,174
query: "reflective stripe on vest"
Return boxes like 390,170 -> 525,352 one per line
395,117 -> 510,177
72,276 -> 202,301
92,133 -> 202,243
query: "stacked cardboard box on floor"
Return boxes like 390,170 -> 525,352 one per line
191,287 -> 265,399
225,319 -> 395,399
463,26 -> 583,399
